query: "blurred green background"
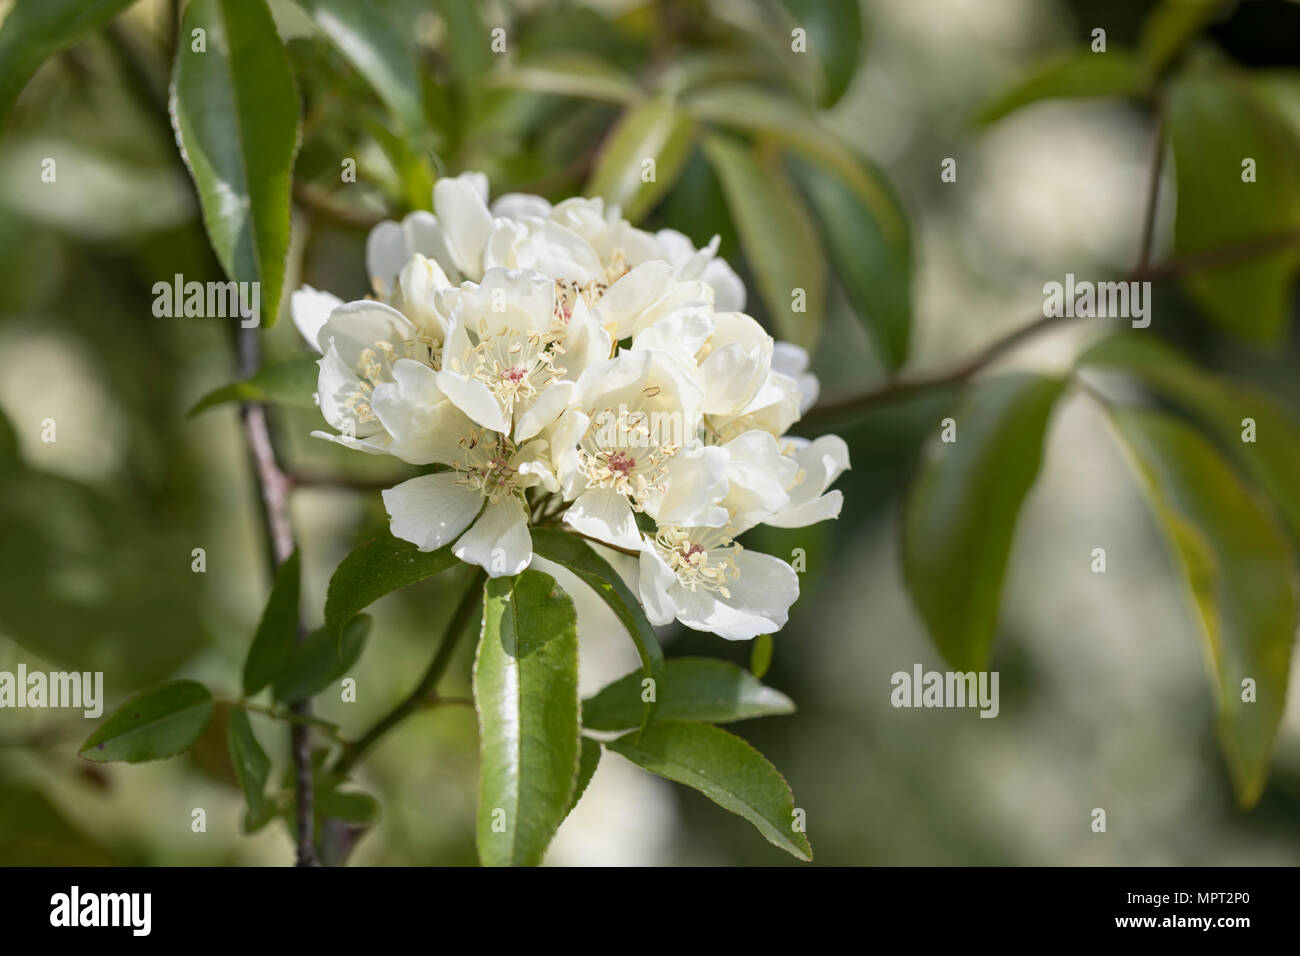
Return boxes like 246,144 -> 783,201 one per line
2,0 -> 1300,865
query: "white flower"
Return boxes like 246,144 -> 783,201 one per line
290,170 -> 850,640
637,525 -> 799,641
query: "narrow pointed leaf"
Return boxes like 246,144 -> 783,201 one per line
80,681 -> 214,763
703,133 -> 825,349
787,151 -> 912,369
902,374 -> 1066,670
272,615 -> 372,704
530,527 -> 662,732
1110,408 -> 1297,807
1168,71 -> 1300,344
170,0 -> 301,328
227,708 -> 271,828
587,96 -> 694,223
0,0 -> 135,130
324,530 -> 459,636
609,721 -> 812,861
562,738 -> 602,822
242,548 -> 300,696
975,50 -> 1147,124
190,354 -> 320,416
474,570 -> 580,867
583,657 -> 794,731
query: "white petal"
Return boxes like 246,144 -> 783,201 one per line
637,546 -> 679,627
317,300 -> 418,370
434,370 -> 508,434
515,380 -> 575,443
434,174 -> 494,279
703,256 -> 746,312
564,488 -> 642,551
764,489 -> 843,528
491,192 -> 552,219
674,550 -> 798,641
593,260 -> 674,338
310,429 -> 390,455
454,497 -> 532,576
291,286 -> 341,353
654,445 -> 729,527
382,473 -> 482,551
316,346 -> 382,437
722,430 -> 797,527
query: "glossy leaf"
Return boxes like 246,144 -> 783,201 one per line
189,355 -> 319,417
530,527 -> 663,732
787,150 -> 912,370
975,50 -> 1147,125
170,0 -> 301,328
324,530 -> 460,636
227,708 -> 271,828
273,615 -> 372,704
587,97 -> 694,223
0,0 -> 135,130
902,374 -> 1066,670
1110,408 -> 1297,807
1080,333 -> 1300,541
583,657 -> 794,731
474,570 -> 581,867
562,737 -> 602,822
609,721 -> 812,861
296,0 -> 426,137
703,133 -> 825,349
1168,70 -> 1300,344
242,548 -> 301,696
781,0 -> 861,107
493,54 -> 639,105
80,680 -> 215,763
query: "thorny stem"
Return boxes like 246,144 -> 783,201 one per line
332,568 -> 487,777
236,327 -> 320,868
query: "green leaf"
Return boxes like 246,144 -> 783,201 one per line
0,0 -> 135,130
787,150 -> 912,370
80,680 -> 215,763
562,737 -> 602,821
474,570 -> 581,867
583,657 -> 794,731
530,527 -> 663,732
242,548 -> 301,696
273,615 -> 372,704
702,133 -> 825,350
684,85 -> 879,202
975,50 -> 1148,125
190,354 -> 321,417
227,708 -> 271,828
324,530 -> 460,637
492,53 -> 639,105
902,374 -> 1066,670
750,634 -> 773,680
781,0 -> 861,107
1079,333 -> 1300,542
1168,70 -> 1300,344
1140,0 -> 1220,75
1109,408 -> 1297,807
586,97 -> 694,224
609,721 -> 812,861
170,0 -> 301,328
295,0 -> 427,138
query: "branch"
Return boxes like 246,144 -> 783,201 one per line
235,327 -> 321,868
332,568 -> 487,777
804,227 -> 1300,423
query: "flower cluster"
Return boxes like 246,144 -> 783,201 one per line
292,173 -> 849,640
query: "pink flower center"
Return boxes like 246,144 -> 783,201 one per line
502,367 -> 527,383
607,451 -> 636,476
